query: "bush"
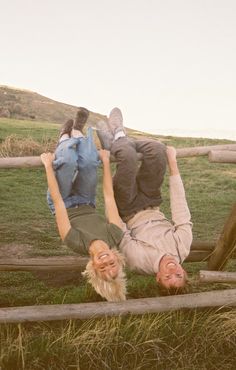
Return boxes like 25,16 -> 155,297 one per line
0,107 -> 10,118
0,135 -> 56,157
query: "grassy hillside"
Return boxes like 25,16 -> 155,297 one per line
0,85 -> 105,124
0,118 -> 236,369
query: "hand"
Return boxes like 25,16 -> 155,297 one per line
166,146 -> 177,162
166,146 -> 179,175
40,152 -> 55,168
99,149 -> 110,163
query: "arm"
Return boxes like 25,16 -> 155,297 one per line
99,149 -> 123,229
166,146 -> 193,257
166,146 -> 179,176
41,153 -> 71,241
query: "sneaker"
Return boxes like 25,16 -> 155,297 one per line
96,119 -> 114,150
108,107 -> 125,135
73,107 -> 90,133
59,119 -> 74,138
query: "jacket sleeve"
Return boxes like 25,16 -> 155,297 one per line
169,174 -> 193,261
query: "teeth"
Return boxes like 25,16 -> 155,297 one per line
99,253 -> 108,259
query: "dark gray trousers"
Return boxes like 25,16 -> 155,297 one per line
111,137 -> 167,218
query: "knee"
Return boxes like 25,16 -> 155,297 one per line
112,140 -> 137,162
148,141 -> 166,156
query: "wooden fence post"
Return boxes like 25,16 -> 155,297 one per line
208,204 -> 236,270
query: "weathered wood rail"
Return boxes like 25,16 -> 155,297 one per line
0,241 -> 215,272
208,150 -> 236,163
199,270 -> 236,283
0,143 -> 236,168
1,289 -> 236,324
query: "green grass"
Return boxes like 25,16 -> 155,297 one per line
0,117 -> 59,142
0,118 -> 236,369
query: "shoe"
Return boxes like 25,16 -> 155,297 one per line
59,119 -> 74,138
96,119 -> 114,150
73,107 -> 90,133
108,107 -> 125,135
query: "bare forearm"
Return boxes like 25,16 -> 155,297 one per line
168,159 -> 179,176
44,165 -> 62,205
41,153 -> 71,241
166,146 -> 179,176
102,159 -> 114,199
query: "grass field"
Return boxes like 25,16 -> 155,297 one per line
0,117 -> 236,369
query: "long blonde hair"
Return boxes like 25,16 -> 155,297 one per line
82,249 -> 127,302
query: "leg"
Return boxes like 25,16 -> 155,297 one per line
72,127 -> 100,205
47,137 -> 80,213
111,137 -> 140,217
111,138 -> 167,218
53,137 -> 80,200
135,139 -> 167,201
47,129 -> 100,213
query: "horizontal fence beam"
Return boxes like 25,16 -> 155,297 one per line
0,256 -> 89,272
199,270 -> 236,283
1,144 -> 236,168
1,289 -> 236,324
176,143 -> 236,158
0,241 -> 216,272
208,150 -> 236,164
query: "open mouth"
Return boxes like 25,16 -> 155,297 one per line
98,253 -> 109,260
167,262 -> 176,267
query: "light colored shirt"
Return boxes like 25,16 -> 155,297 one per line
119,174 -> 193,274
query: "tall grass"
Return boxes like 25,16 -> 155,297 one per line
0,134 -> 56,157
0,310 -> 236,370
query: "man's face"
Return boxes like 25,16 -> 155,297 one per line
91,240 -> 119,280
156,256 -> 186,289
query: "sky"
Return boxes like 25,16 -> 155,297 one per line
1,0 -> 236,139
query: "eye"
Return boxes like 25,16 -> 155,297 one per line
176,274 -> 183,278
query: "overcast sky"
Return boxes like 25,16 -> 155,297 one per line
1,0 -> 235,139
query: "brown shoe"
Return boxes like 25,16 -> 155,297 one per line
59,119 -> 74,138
73,107 -> 90,132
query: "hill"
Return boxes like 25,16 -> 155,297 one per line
0,85 -> 105,124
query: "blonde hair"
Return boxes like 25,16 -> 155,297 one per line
82,249 -> 127,302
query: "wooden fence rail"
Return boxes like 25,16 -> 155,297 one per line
0,289 -> 236,324
199,270 -> 236,283
1,144 -> 236,168
0,241 -> 215,272
208,150 -> 236,163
